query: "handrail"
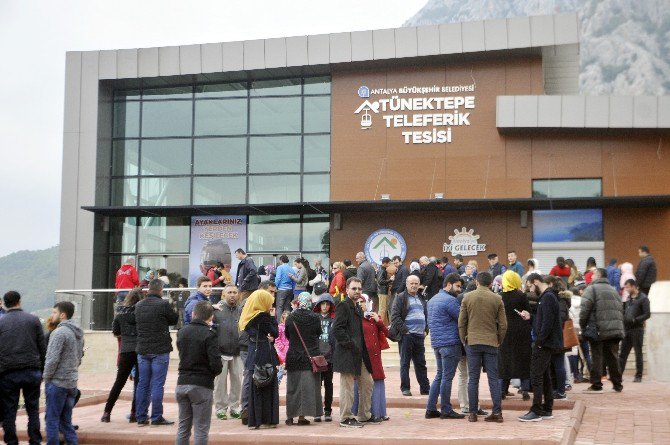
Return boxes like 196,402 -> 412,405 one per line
55,288 -> 199,293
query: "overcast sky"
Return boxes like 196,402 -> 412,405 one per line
0,0 -> 427,257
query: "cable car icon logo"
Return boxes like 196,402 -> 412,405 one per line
354,100 -> 380,130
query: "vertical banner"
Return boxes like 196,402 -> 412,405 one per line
189,216 -> 247,287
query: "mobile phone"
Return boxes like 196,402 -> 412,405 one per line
514,309 -> 523,316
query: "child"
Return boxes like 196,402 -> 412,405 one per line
312,293 -> 336,422
275,311 -> 290,385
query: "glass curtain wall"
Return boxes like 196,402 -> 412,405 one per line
110,77 -> 331,208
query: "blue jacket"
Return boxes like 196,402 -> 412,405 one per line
274,263 -> 294,290
427,289 -> 461,348
184,292 -> 209,325
508,261 -> 525,277
607,265 -> 621,293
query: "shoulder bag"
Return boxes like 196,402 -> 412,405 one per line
252,329 -> 275,388
293,321 -> 329,373
562,319 -> 580,349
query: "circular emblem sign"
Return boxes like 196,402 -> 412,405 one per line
364,229 -> 407,265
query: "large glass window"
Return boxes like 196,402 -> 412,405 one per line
302,215 -> 330,251
194,99 -> 247,136
532,179 -> 602,198
140,139 -> 192,176
110,76 -> 330,207
249,175 -> 300,204
249,136 -> 301,173
193,138 -> 247,175
250,97 -> 301,134
142,101 -> 192,137
138,216 -> 190,253
193,176 -> 246,205
248,215 -> 301,251
109,217 -> 137,253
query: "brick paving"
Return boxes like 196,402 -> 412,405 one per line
13,367 -> 670,444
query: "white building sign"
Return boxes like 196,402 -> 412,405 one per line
354,84 -> 476,144
443,227 -> 487,257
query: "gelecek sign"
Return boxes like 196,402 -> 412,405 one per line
443,227 -> 486,257
354,84 -> 476,144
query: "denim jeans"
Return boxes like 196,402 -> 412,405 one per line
45,382 -> 78,445
427,345 -> 462,413
551,353 -> 567,394
465,344 -> 502,414
399,334 -> 430,393
136,353 -> 170,422
0,368 -> 42,445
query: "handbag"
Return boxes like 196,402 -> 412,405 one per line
292,321 -> 329,373
251,330 -> 275,388
562,319 -> 580,349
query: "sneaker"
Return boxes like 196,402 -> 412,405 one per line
613,386 -> 623,393
425,410 -> 441,419
540,410 -> 554,420
583,386 -> 604,394
216,410 -> 227,420
229,410 -> 241,419
633,376 -> 642,383
137,420 -> 149,427
402,390 -> 412,396
476,409 -> 489,416
468,413 -> 477,422
314,416 -> 322,422
100,412 -> 111,423
440,411 -> 466,419
364,416 -> 383,424
324,413 -> 332,422
339,418 -> 364,428
565,384 -> 572,391
484,413 -> 503,423
128,414 -> 137,423
151,416 -> 175,426
553,392 -> 567,400
420,391 -> 430,395
518,411 -> 542,422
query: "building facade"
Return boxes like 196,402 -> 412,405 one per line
59,13 -> 670,328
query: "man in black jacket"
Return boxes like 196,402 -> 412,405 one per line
419,256 -> 442,300
175,301 -> 222,445
332,277 -> 375,428
519,274 -> 562,422
135,279 -> 179,426
234,249 -> 259,300
390,275 -> 430,397
212,286 -> 243,420
619,279 -> 651,382
635,245 -> 657,296
0,291 -> 46,445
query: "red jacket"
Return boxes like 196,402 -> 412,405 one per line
115,264 -> 139,289
550,265 -> 571,277
207,267 -> 223,286
361,316 -> 389,380
329,271 -> 346,297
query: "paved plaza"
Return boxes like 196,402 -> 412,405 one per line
12,366 -> 669,444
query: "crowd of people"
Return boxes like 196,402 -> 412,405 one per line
0,245 -> 657,444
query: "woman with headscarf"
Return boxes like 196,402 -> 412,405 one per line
497,271 -> 532,401
283,292 -> 323,425
409,261 -> 421,278
239,290 -> 279,429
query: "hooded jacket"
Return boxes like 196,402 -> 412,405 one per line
43,320 -> 84,389
184,292 -> 209,325
115,263 -> 139,289
620,262 -> 636,300
580,278 -> 624,341
313,294 -> 336,361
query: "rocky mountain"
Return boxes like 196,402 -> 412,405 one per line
405,0 -> 670,95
